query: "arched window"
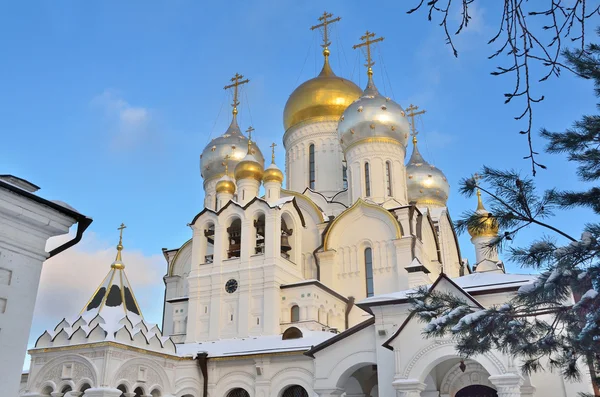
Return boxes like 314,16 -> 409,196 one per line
134,387 -> 145,397
365,247 -> 374,297
282,385 -> 309,397
227,388 -> 250,397
254,213 -> 266,254
385,161 -> 393,196
309,144 -> 315,189
291,305 -> 300,322
117,385 -> 127,397
342,164 -> 348,189
364,162 -> 371,197
227,218 -> 242,259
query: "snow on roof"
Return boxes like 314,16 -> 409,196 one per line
359,272 -> 537,305
177,329 -> 335,358
268,196 -> 294,208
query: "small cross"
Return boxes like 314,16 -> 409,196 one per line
224,73 -> 250,115
222,154 -> 231,175
117,223 -> 126,239
405,104 -> 426,141
310,11 -> 341,50
270,142 -> 277,163
353,30 -> 384,75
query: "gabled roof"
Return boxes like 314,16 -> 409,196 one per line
377,272 -> 534,350
304,317 -> 375,357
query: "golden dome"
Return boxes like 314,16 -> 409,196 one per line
468,190 -> 499,238
283,53 -> 362,131
263,163 -> 284,184
406,137 -> 450,207
234,151 -> 264,181
216,175 -> 236,195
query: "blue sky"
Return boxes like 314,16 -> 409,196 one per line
1,1 -> 596,368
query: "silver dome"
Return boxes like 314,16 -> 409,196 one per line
337,77 -> 410,152
200,115 -> 265,182
406,137 -> 449,207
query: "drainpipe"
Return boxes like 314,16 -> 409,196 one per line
196,353 -> 208,397
48,216 -> 93,258
345,296 -> 355,329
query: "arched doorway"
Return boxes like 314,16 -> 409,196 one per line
227,388 -> 250,397
456,385 -> 498,397
281,385 -> 308,397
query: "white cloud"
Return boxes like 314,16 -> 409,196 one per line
92,89 -> 152,148
29,232 -> 165,346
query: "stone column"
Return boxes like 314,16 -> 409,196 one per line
82,388 -> 123,397
489,374 -> 523,397
520,385 -> 535,397
69,393 -> 84,397
123,393 -> 136,397
392,379 -> 426,397
51,393 -> 64,397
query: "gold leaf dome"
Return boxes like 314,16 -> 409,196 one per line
216,175 -> 236,195
234,151 -> 264,181
468,190 -> 499,238
263,163 -> 284,184
283,53 -> 362,131
406,137 -> 450,207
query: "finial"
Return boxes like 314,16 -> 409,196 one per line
311,11 -> 341,57
112,223 -> 126,269
406,104 -> 426,143
224,73 -> 250,118
353,30 -> 384,78
473,173 -> 486,211
270,142 -> 277,164
246,126 -> 255,153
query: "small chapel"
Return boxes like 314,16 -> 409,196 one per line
19,12 -> 593,397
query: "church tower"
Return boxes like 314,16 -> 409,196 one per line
283,13 -> 362,196
234,127 -> 264,206
337,31 -> 411,205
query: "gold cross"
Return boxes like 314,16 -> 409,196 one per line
310,11 -> 341,51
246,126 -> 255,152
352,30 -> 384,75
224,73 -> 250,115
117,223 -> 126,239
222,154 -> 231,175
270,142 -> 277,163
405,104 -> 426,142
115,223 -> 126,263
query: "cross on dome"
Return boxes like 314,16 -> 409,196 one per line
270,142 -> 277,164
310,11 -> 341,56
224,73 -> 250,116
353,30 -> 384,77
406,104 -> 427,144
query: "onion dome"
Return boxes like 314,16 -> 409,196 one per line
406,136 -> 450,207
200,115 -> 265,182
216,175 -> 236,195
337,73 -> 410,152
234,132 -> 264,181
284,49 -> 362,131
263,146 -> 284,183
468,190 -> 499,238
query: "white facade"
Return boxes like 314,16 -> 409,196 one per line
19,22 -> 593,397
0,175 -> 91,397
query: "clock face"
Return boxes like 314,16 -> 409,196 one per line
225,279 -> 238,294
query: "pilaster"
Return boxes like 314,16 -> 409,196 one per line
392,379 -> 427,397
314,388 -> 344,397
488,373 -> 523,397
82,388 -> 122,397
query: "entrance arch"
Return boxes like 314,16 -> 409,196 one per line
456,385 -> 498,397
281,385 -> 308,397
227,388 -> 250,397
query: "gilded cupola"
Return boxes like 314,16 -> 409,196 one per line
263,143 -> 284,184
200,74 -> 265,183
468,189 -> 499,238
234,127 -> 264,181
337,32 -> 410,153
283,49 -> 362,131
405,108 -> 450,207
216,158 -> 236,195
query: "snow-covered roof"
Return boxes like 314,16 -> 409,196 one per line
359,272 -> 536,305
177,329 -> 335,359
34,232 -> 176,355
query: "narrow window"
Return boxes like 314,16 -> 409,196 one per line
365,247 -> 374,297
386,161 -> 393,196
291,305 -> 300,322
309,144 -> 315,189
257,317 -> 260,325
364,162 -> 371,197
342,164 -> 348,189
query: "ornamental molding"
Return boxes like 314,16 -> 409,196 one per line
401,339 -> 507,379
32,354 -> 98,390
283,120 -> 339,147
111,356 -> 172,391
440,361 -> 495,395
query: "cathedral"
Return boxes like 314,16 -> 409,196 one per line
19,13 -> 593,397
